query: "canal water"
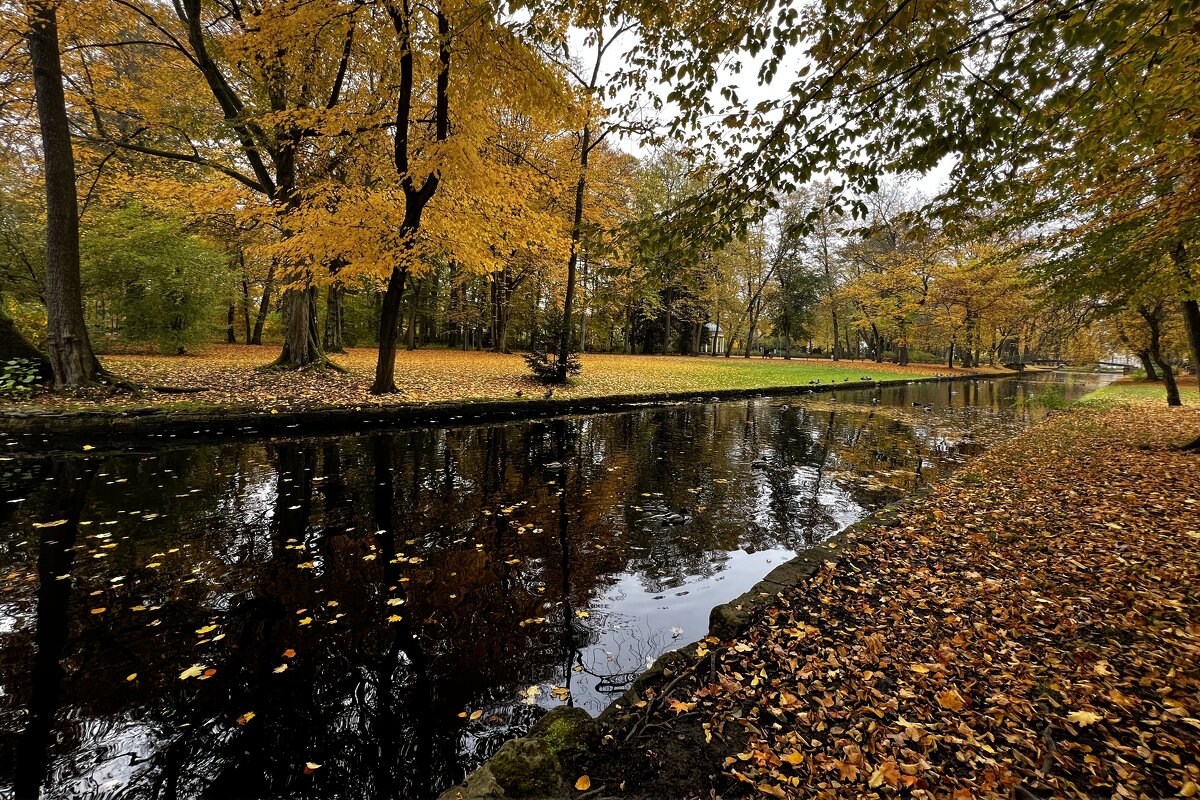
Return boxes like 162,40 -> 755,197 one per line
0,372 -> 1102,799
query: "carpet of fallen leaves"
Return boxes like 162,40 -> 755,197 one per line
582,394 -> 1200,799
0,345 -> 1005,413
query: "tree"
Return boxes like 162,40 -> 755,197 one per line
74,0 -> 367,369
24,0 -> 101,387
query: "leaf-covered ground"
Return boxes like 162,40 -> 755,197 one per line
1,345 -> 1005,414
579,385 -> 1200,799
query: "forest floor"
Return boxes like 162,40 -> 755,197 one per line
1,345 -> 1012,414
572,379 -> 1200,799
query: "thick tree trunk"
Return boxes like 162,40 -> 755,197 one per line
26,1 -> 101,388
324,284 -> 346,354
226,303 -> 236,343
947,341 -> 955,369
275,285 -> 326,368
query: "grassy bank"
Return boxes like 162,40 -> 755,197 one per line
1,345 -> 1008,415
1077,376 -> 1199,407
564,387 -> 1200,799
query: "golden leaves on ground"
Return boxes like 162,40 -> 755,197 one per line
587,397 -> 1200,798
7,345 -> 1005,414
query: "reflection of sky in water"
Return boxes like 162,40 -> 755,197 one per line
0,373 -> 1108,800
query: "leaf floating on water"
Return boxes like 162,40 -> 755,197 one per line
126,673 -> 137,682
282,649 -> 296,658
575,776 -> 591,791
195,624 -> 218,635
90,607 -> 106,615
179,664 -> 206,680
297,562 -> 315,569
387,614 -> 403,623
236,711 -> 256,725
303,762 -> 321,774
298,617 -> 312,626
33,519 -> 68,528
469,710 -> 483,721
82,445 -> 95,451
273,664 -> 288,674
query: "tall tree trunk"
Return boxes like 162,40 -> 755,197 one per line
662,284 -> 672,355
555,123 -> 590,383
405,278 -> 419,351
947,340 -> 955,369
251,261 -> 274,345
324,284 -> 346,354
1140,303 -> 1180,407
240,270 -> 252,344
1136,349 -> 1158,381
375,265 -> 408,390
579,256 -> 588,354
225,303 -> 236,343
493,271 -> 511,353
26,1 -> 101,387
373,3 -> 449,393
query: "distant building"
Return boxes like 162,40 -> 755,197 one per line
702,323 -> 725,355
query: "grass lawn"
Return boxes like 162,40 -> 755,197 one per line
2,345 -> 1009,414
1079,376 -> 1199,407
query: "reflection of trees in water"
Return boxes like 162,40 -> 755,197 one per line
0,378 -> 1090,799
13,457 -> 92,799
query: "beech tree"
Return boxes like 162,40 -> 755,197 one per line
24,0 -> 101,387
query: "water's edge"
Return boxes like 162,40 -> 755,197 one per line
435,486 -> 936,800
0,368 -> 1016,453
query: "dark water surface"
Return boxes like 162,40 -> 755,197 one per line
0,373 -> 1103,799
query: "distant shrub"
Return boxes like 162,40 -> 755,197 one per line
523,348 -> 581,383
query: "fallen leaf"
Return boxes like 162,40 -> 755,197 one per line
1066,710 -> 1103,726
